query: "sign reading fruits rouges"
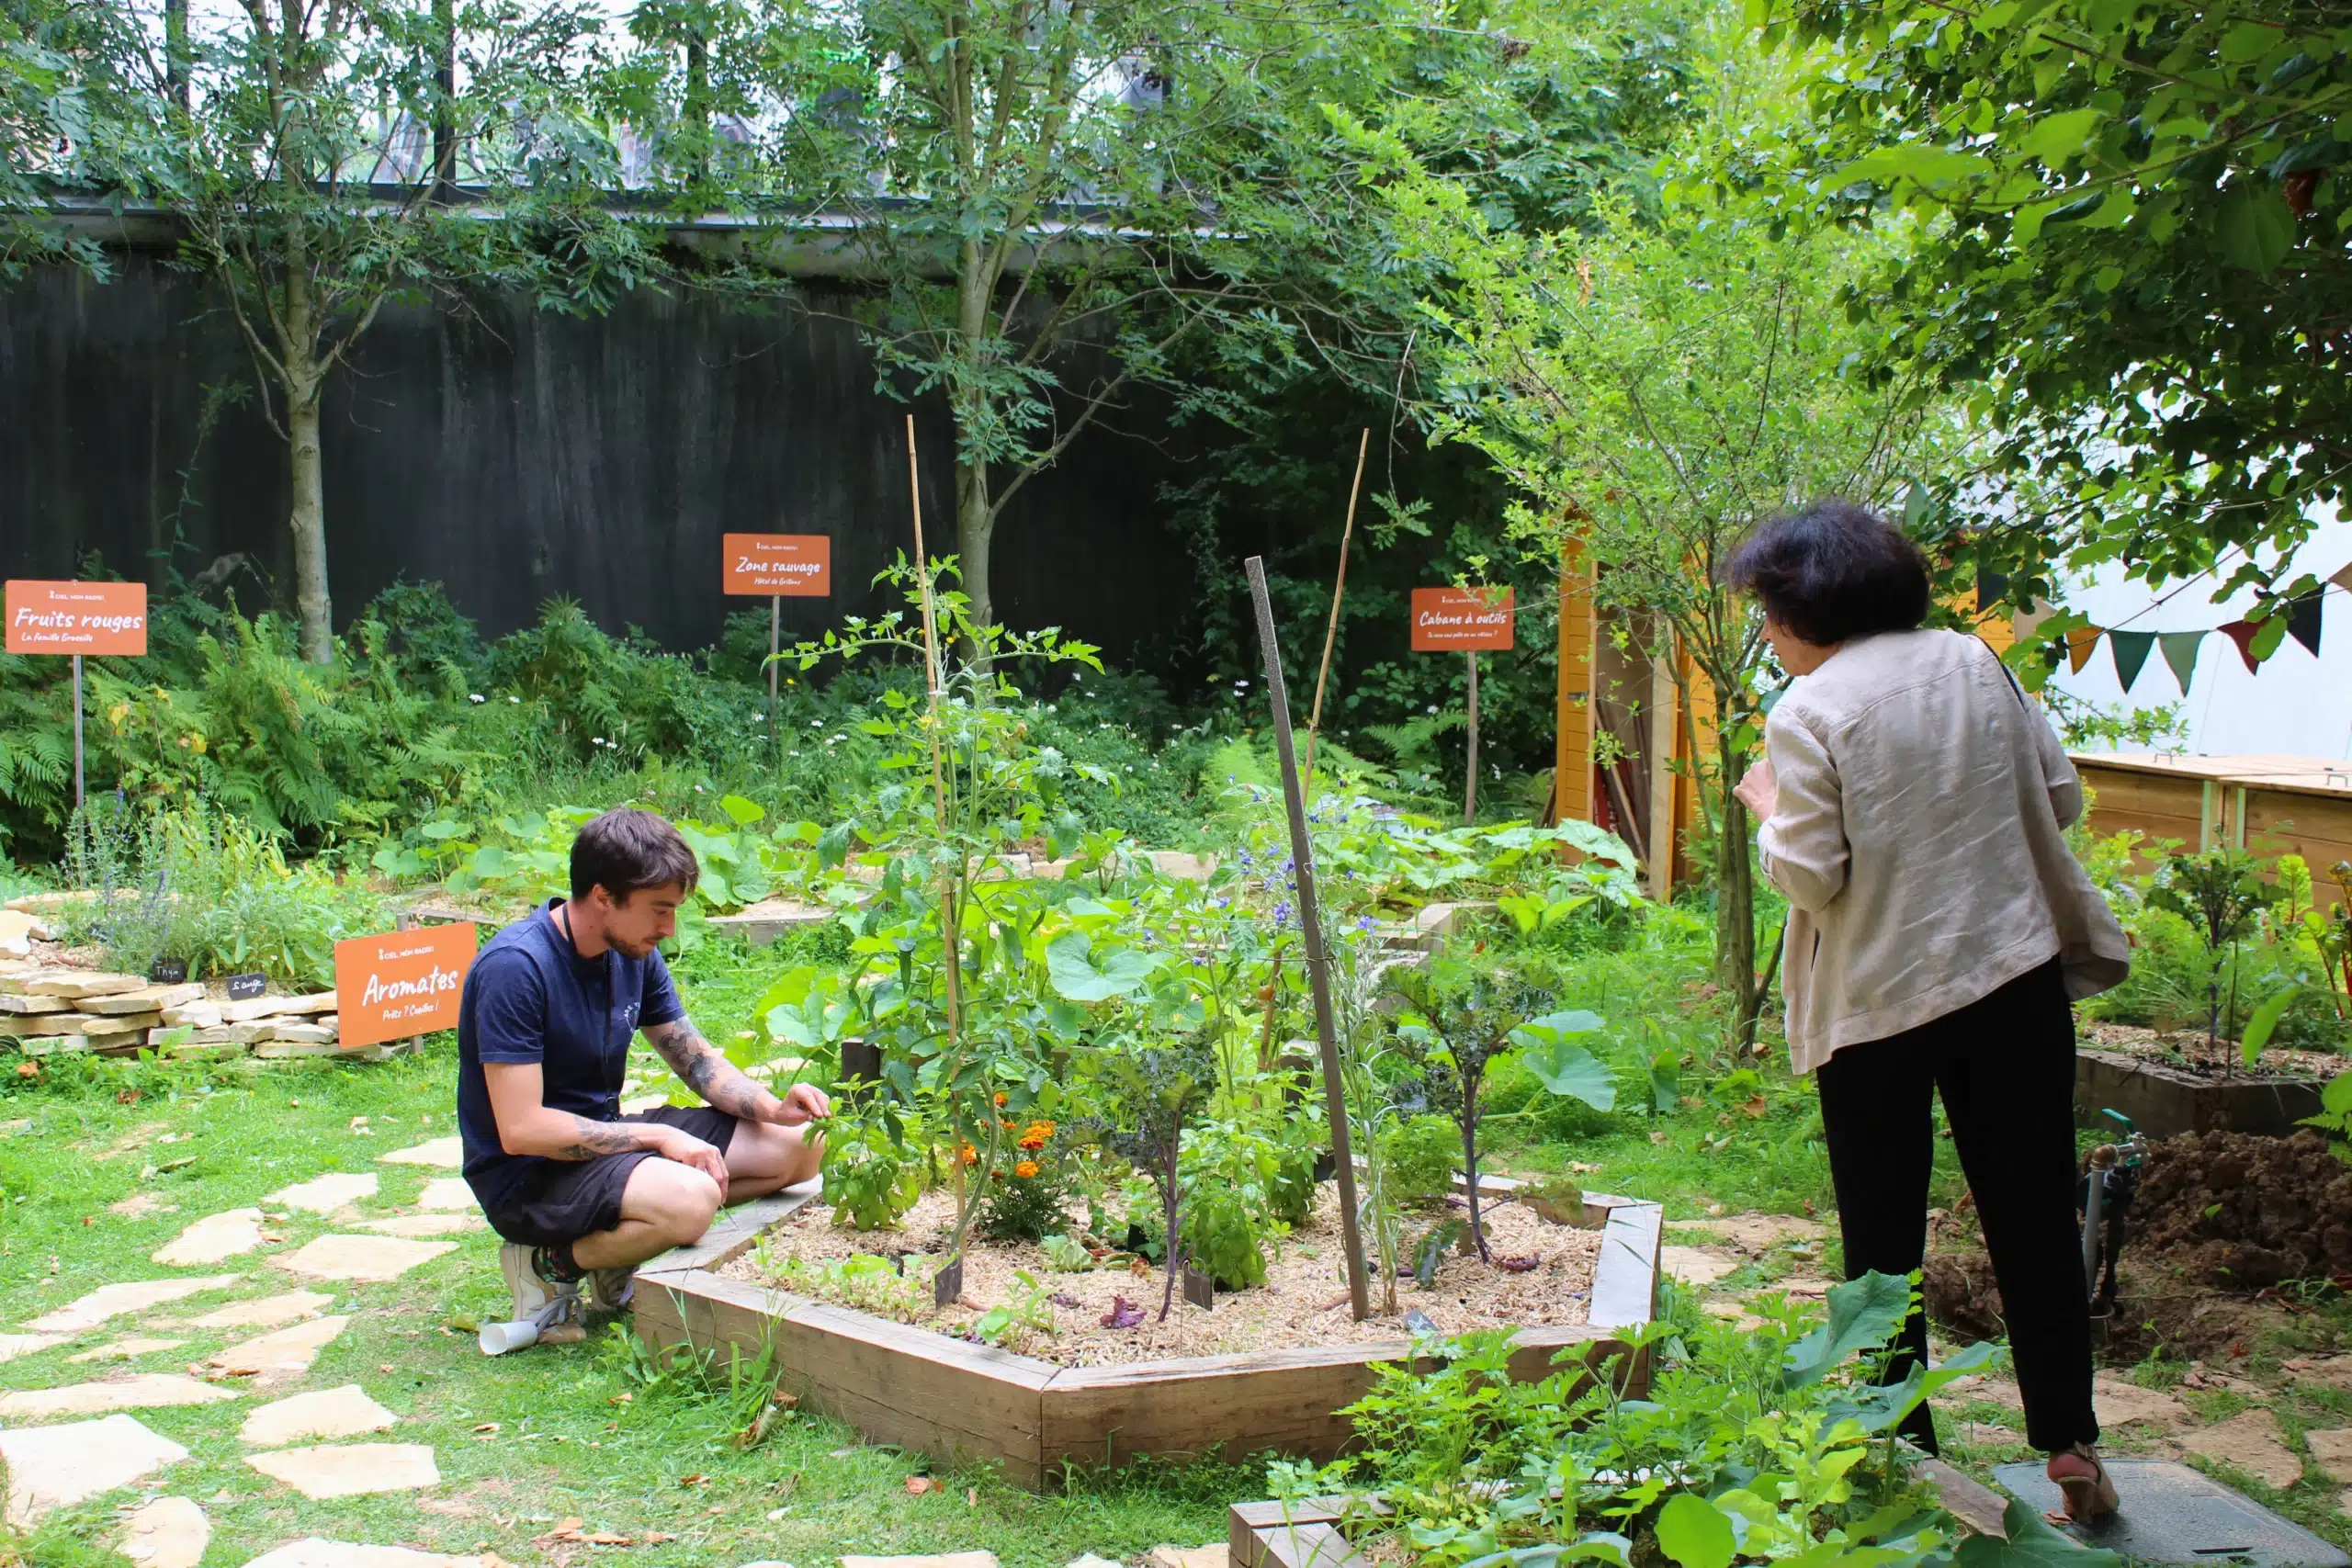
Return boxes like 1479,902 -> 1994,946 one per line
335,923 -> 479,1048
4,580 -> 150,656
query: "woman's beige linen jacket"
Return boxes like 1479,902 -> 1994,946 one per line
1757,628 -> 2130,1073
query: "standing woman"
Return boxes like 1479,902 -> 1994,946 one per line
1728,502 -> 2131,1523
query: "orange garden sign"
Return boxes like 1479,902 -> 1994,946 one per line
723,534 -> 831,596
6,580 -> 149,655
336,923 -> 479,1048
1409,586 -> 1515,652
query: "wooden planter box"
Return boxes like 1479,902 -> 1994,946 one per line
630,1186 -> 1663,1490
2076,1047 -> 2326,1140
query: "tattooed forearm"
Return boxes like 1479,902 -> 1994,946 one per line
556,1115 -> 650,1160
643,1017 -> 772,1121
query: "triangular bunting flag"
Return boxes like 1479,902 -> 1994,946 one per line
2108,630 -> 2155,691
2333,558 -> 2352,596
2013,597 -> 2057,644
2288,592 -> 2323,657
2159,631 -> 2204,694
1976,567 -> 2010,614
2219,619 -> 2262,673
2066,627 -> 2101,673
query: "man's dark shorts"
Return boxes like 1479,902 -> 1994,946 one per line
481,1107 -> 739,1248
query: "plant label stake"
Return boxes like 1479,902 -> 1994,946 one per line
6,580 -> 150,813
722,535 -> 831,741
226,972 -> 268,1002
148,957 -> 188,985
1409,587 -> 1514,828
933,1256 -> 965,1308
1244,555 -> 1372,1324
1182,1264 -> 1216,1311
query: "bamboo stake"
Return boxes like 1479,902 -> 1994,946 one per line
1302,428 -> 1371,788
906,416 -> 961,1043
1464,650 -> 1479,827
1245,555 -> 1372,1323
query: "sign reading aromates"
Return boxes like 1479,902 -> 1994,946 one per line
5,580 -> 150,655
335,923 -> 478,1048
1409,586 -> 1514,652
723,534 -> 831,597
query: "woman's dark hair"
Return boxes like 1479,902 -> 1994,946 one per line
1726,500 -> 1931,647
571,807 -> 700,902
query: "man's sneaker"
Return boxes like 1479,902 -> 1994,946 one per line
498,1242 -> 584,1345
587,1265 -> 636,1314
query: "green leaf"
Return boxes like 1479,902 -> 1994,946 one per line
1956,1501 -> 2125,1568
1045,931 -> 1158,1001
2324,1070 -> 2352,1116
2019,108 -> 2101,165
1827,144 -> 1995,189
1654,1495 -> 1736,1568
1517,1039 -> 1618,1111
718,793 -> 764,827
2221,185 -> 2295,273
2251,615 -> 2289,661
2219,20 -> 2279,62
2240,987 -> 2298,1066
817,822 -> 853,871
1782,1270 -> 1913,1387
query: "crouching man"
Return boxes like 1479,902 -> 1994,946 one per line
458,807 -> 828,1340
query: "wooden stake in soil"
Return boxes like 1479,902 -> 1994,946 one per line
1244,554 -> 1372,1324
1302,428 -> 1371,788
905,415 -> 960,1044
1464,650 -> 1479,827
767,593 -> 781,741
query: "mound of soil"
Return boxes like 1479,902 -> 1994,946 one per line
1924,1130 -> 2352,1359
2132,1129 -> 2352,1288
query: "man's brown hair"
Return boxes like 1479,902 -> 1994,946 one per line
570,808 -> 700,902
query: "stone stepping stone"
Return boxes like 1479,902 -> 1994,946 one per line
209,1315 -> 350,1382
415,1178 -> 478,1213
68,1336 -> 187,1363
0,1372 -> 237,1421
1064,1557 -> 1124,1568
0,1331 -> 64,1363
1146,1547 -> 1226,1568
241,1383 -> 398,1447
2094,1371 -> 2188,1430
187,1290 -> 333,1330
1671,1213 -> 1829,1250
355,1214 -> 483,1237
379,1136 -> 462,1168
2308,1429 -> 2352,1486
243,1540 -> 485,1568
2181,1408 -> 2306,1491
246,1441 -> 440,1500
267,1173 -> 380,1214
275,1235 -> 455,1282
1657,1245 -> 1741,1288
153,1207 -> 270,1266
0,1413 -> 187,1527
119,1495 -> 209,1568
23,1274 -> 241,1334
840,1557 -> 999,1568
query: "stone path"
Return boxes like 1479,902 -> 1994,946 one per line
0,1155 -> 467,1555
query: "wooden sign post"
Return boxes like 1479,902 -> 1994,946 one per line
6,580 -> 150,813
1410,586 -> 1514,825
723,534 -> 832,738
335,922 -> 478,1050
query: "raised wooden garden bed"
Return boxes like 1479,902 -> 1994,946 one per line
631,1182 -> 1662,1489
2076,1048 -> 2327,1140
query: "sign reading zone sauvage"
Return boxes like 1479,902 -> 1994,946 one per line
6,581 -> 149,655
723,534 -> 831,596
335,923 -> 478,1048
1410,586 -> 1514,652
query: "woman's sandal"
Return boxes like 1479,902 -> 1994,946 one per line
2046,1443 -> 2120,1526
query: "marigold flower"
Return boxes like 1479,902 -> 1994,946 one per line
956,1142 -> 978,1165
993,1092 -> 1008,1106
1013,1160 -> 1041,1179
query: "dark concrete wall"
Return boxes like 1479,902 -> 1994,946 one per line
0,254 -> 1194,660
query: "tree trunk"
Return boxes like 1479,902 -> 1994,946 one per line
951,247 -> 997,662
287,379 -> 333,663
432,0 -> 457,198
955,460 -> 994,646
1460,1111 -> 1488,1262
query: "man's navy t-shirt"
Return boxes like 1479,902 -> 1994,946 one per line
457,898 -> 685,1217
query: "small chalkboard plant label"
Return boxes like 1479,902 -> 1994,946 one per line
148,957 -> 188,985
933,1256 -> 965,1309
1182,1264 -> 1216,1311
226,972 -> 268,1001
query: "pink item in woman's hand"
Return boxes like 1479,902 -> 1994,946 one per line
1734,754 -> 1778,819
